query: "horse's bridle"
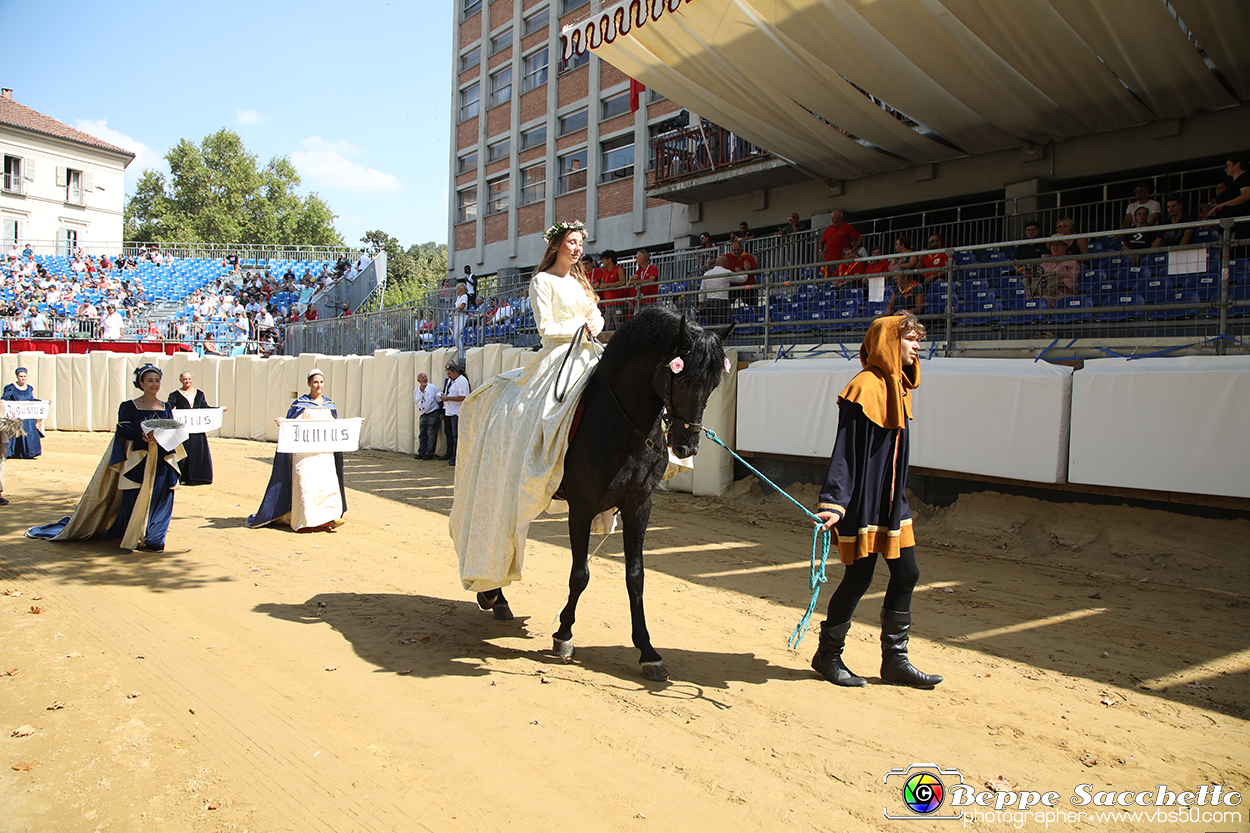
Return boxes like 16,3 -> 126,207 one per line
605,356 -> 704,453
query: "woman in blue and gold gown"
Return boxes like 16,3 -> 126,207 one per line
3,367 -> 43,459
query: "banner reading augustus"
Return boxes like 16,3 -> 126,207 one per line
276,417 -> 364,453
170,408 -> 224,434
4,400 -> 49,420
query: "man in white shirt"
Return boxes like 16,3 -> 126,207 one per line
451,283 -> 469,363
101,304 -> 124,340
412,372 -> 442,460
1120,183 -> 1162,228
356,252 -> 370,273
700,255 -> 747,327
437,361 -> 470,466
28,307 -> 49,335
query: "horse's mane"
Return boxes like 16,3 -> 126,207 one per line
599,306 -> 725,384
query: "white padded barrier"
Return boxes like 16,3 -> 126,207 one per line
737,356 -> 1074,484
1069,356 -> 1250,498
661,348 -> 740,497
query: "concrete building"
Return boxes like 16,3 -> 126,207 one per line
447,0 -> 702,282
0,88 -> 135,254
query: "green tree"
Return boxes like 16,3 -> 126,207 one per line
123,129 -> 342,246
372,231 -> 446,307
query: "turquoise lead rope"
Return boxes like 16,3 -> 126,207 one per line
700,428 -> 832,650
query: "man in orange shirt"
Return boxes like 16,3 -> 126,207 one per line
920,233 -> 949,284
724,238 -> 759,306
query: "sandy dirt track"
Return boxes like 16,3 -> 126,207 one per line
1,432 -> 1247,832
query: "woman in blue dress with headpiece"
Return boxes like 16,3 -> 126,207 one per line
247,368 -> 348,532
3,367 -> 43,459
27,363 -> 185,552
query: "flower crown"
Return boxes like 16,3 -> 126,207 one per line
543,220 -> 586,242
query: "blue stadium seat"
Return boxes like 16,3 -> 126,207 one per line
1099,294 -> 1144,322
1150,290 -> 1200,320
1006,296 -> 1048,325
1134,276 -> 1174,304
964,300 -> 1003,325
1051,296 -> 1093,323
1181,274 -> 1222,302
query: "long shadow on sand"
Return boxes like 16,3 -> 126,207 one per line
255,591 -> 797,691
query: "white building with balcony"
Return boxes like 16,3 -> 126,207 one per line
0,88 -> 135,255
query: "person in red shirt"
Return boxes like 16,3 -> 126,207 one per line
597,251 -> 627,331
920,233 -> 950,284
628,248 -> 660,312
820,209 -> 861,277
833,246 -> 866,288
863,245 -> 891,277
304,306 -> 319,321
724,238 -> 759,306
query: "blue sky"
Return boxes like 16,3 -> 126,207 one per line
2,0 -> 453,247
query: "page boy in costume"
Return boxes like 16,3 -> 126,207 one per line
811,312 -> 942,689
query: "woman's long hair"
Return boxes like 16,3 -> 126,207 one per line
536,228 -> 597,305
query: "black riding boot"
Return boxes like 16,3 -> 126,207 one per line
879,609 -> 942,688
810,620 -> 866,687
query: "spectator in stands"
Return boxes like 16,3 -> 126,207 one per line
164,251 -> 174,267
1031,239 -> 1080,306
28,306 -> 49,336
356,251 -> 370,274
700,254 -> 747,326
919,233 -> 949,284
596,250 -> 627,331
305,305 -> 319,322
202,335 -> 224,357
460,264 -> 477,307
820,210 -> 861,278
864,245 -> 891,277
889,236 -> 920,275
1199,180 -> 1228,221
1122,206 -> 1154,262
737,221 -> 754,240
695,231 -> 717,270
1120,182 -> 1162,228
775,212 -> 808,236
1054,217 -> 1089,256
1012,220 -> 1049,277
101,303 -> 124,340
451,283 -> 469,362
227,251 -> 240,272
1210,155 -> 1250,220
339,303 -> 352,317
725,238 -> 759,306
833,246 -> 866,286
629,249 -> 660,310
334,254 -> 350,277
1155,198 -> 1194,248
887,269 -> 925,316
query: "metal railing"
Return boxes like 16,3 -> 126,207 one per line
650,123 -> 771,185
7,239 -> 361,265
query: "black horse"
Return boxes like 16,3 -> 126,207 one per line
477,306 -> 732,681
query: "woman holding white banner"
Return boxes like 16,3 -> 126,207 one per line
247,369 -> 348,532
3,367 -> 42,459
166,371 -> 223,486
27,364 -> 185,552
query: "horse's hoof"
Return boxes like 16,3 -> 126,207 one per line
552,638 -> 575,659
493,603 -> 514,621
476,591 -> 500,611
641,661 -> 669,682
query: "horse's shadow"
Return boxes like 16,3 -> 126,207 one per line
254,591 -> 797,691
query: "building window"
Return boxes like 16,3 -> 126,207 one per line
459,83 -> 480,121
558,49 -> 590,74
557,150 -> 587,194
3,155 -> 22,194
600,134 -> 634,181
601,91 -> 631,121
520,124 -> 547,151
457,187 -> 478,223
489,29 -> 512,55
1,218 -> 17,249
561,0 -> 589,13
463,0 -> 482,18
489,66 -> 512,108
58,227 -> 79,257
58,167 -> 85,205
458,150 -> 479,174
520,164 -> 546,205
486,175 -> 509,215
460,45 -> 481,72
648,88 -> 667,104
522,48 -> 548,93
523,8 -> 549,36
488,138 -> 511,162
558,108 -> 588,136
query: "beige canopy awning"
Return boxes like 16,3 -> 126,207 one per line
562,0 -> 1248,182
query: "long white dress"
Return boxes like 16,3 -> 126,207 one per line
450,271 -> 605,592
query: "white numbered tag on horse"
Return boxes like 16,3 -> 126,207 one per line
276,417 -> 363,453
5,400 -> 49,420
171,408 -> 223,434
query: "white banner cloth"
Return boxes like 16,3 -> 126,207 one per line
5,400 -> 49,420
170,408 -> 224,434
277,417 -> 363,453
141,419 -> 191,450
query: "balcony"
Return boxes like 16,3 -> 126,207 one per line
647,122 -> 808,204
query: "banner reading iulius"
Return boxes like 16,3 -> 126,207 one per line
170,408 -> 224,434
276,417 -> 363,453
4,401 -> 49,420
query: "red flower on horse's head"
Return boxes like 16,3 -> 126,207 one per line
668,357 -> 684,374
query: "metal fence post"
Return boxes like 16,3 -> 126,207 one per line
1217,219 -> 1232,355
943,252 -> 955,356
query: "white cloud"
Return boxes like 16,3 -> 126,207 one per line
291,136 -> 402,194
235,108 -> 262,125
73,119 -> 164,192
